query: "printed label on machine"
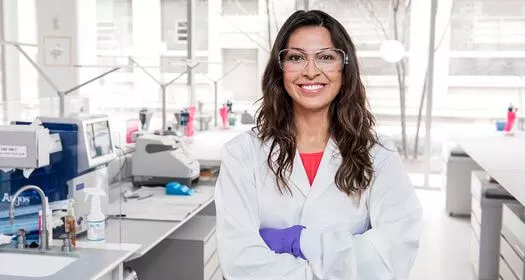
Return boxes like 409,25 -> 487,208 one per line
0,145 -> 27,158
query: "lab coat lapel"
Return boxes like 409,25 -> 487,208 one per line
261,138 -> 310,198
289,152 -> 311,197
307,138 -> 340,202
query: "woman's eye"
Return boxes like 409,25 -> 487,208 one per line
319,55 -> 335,61
287,55 -> 304,61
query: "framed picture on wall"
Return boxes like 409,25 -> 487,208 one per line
43,36 -> 72,66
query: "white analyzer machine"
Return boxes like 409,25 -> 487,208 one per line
132,134 -> 200,187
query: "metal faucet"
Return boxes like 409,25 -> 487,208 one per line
9,185 -> 49,251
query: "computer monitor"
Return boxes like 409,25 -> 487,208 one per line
81,117 -> 116,170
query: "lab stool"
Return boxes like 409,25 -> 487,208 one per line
470,171 -> 518,280
500,203 -> 525,280
444,145 -> 482,216
126,215 -> 222,280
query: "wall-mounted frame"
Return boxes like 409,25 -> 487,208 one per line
43,36 -> 72,66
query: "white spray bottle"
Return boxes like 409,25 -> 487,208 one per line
84,185 -> 106,244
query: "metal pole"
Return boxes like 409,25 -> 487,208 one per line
59,92 -> 65,118
214,81 -> 218,127
161,85 -> 167,134
187,0 -> 196,105
63,67 -> 121,95
0,1 -> 7,124
424,0 -> 438,188
14,44 -> 60,93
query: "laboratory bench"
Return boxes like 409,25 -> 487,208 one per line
77,181 -> 220,280
449,131 -> 525,280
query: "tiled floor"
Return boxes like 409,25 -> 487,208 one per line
409,189 -> 476,280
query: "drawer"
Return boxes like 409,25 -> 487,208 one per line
500,256 -> 519,280
502,204 -> 525,249
471,197 -> 482,223
205,251 -> 220,280
500,236 -> 524,279
471,212 -> 481,242
471,171 -> 484,197
204,232 -> 217,264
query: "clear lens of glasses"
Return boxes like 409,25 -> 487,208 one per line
278,49 -> 347,72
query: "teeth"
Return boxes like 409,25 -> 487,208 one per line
301,84 -> 324,90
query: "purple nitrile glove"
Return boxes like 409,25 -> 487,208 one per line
259,225 -> 306,259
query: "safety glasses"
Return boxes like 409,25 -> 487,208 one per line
278,48 -> 349,73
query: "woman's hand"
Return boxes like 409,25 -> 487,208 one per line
259,225 -> 306,259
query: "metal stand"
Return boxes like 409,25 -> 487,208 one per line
128,57 -> 199,134
423,0 -> 438,188
198,62 -> 243,127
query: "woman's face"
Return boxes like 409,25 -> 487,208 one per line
283,26 -> 343,113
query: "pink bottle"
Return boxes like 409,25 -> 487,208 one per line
504,104 -> 517,132
186,106 -> 196,137
219,106 -> 228,128
126,119 -> 140,143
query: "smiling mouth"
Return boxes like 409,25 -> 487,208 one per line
298,83 -> 327,93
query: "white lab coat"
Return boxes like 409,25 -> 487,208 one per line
215,131 -> 422,280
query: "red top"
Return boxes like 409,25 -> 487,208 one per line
299,152 -> 324,186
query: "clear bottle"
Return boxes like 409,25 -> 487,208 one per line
86,189 -> 106,244
64,199 -> 77,247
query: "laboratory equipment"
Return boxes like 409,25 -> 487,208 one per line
139,108 -> 153,131
1,116 -> 114,237
132,134 -> 200,187
126,215 -> 221,280
0,124 -> 51,169
130,109 -> 154,143
470,171 -> 518,280
443,144 -> 482,216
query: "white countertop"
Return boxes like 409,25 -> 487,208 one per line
456,131 -> 525,205
88,182 -> 216,260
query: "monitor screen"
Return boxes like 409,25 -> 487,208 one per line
86,120 -> 113,159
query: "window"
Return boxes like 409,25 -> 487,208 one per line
222,0 -> 258,15
449,57 -> 525,76
96,0 -> 132,51
176,21 -> 188,42
221,48 -> 258,102
161,0 -> 209,51
359,57 -> 400,76
450,0 -> 525,51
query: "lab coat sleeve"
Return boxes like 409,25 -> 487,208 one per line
301,150 -> 423,280
215,140 -> 312,280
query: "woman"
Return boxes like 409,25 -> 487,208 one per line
215,10 -> 422,280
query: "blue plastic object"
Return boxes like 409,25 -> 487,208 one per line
496,121 -> 506,131
165,182 -> 194,196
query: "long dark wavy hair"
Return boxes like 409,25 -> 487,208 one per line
255,10 -> 378,198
